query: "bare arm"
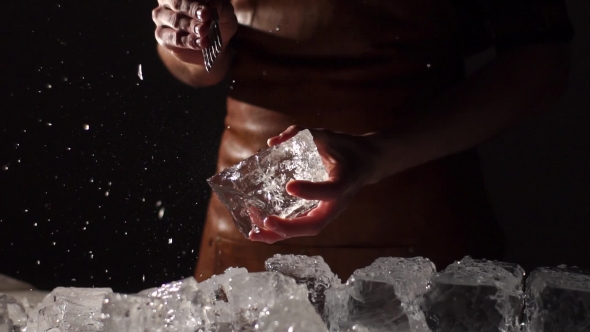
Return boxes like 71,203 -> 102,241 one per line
152,0 -> 237,88
256,42 -> 572,242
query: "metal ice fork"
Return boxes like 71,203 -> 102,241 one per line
202,6 -> 222,72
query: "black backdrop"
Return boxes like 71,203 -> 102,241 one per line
1,1 -> 227,292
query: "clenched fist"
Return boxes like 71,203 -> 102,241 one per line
152,0 -> 238,66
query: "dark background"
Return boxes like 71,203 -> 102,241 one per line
1,1 -> 588,293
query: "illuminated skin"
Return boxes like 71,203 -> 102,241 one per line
153,0 -> 571,278
152,0 -> 237,86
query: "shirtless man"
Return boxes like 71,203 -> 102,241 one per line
152,0 -> 573,281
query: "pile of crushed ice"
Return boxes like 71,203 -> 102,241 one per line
2,255 -> 589,332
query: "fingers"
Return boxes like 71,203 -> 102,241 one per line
155,26 -> 203,50
153,2 -> 213,50
263,201 -> 338,238
286,179 -> 343,201
157,0 -> 205,18
267,125 -> 307,147
249,228 -> 286,244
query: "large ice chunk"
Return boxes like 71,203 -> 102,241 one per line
524,266 -> 590,332
207,129 -> 329,236
422,256 -> 524,332
194,267 -> 249,306
325,257 -> 436,332
228,272 -> 311,330
0,294 -> 27,332
253,298 -> 328,332
265,254 -> 341,319
137,277 -> 204,332
33,287 -> 112,332
101,294 -> 169,332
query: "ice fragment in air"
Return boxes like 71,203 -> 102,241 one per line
34,287 -> 112,332
422,256 -> 524,332
0,294 -> 27,332
207,129 -> 328,237
524,266 -> 590,332
325,257 -> 435,332
265,254 -> 341,319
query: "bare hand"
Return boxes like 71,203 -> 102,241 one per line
249,126 -> 380,244
152,0 -> 238,65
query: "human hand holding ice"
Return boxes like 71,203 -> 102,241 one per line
207,128 -> 330,239
249,126 -> 380,243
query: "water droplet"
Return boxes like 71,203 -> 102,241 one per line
155,200 -> 162,207
105,191 -> 109,197
2,165 -> 8,171
168,238 -> 173,244
426,63 -> 431,68
83,124 -> 90,130
158,207 -> 165,219
46,84 -> 52,89
275,25 -> 280,31
37,260 -> 40,265
46,122 -> 52,127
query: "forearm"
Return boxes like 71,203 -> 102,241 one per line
157,44 -> 232,88
367,43 -> 572,182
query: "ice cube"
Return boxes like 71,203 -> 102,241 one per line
228,272 -> 310,330
207,129 -> 329,236
195,267 -> 249,306
524,266 -> 590,332
139,277 -> 199,303
35,287 -> 112,332
101,293 -> 168,332
138,277 -> 204,331
0,294 -> 27,332
253,298 -> 328,332
422,256 -> 524,332
265,254 -> 341,319
325,257 -> 436,332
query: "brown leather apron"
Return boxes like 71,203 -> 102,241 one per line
195,0 -> 504,281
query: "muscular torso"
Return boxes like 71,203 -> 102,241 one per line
196,0 -> 504,281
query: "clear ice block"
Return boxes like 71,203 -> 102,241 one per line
253,298 -> 328,332
35,287 -> 112,332
422,256 -> 525,332
524,266 -> 590,332
228,272 -> 311,330
0,294 -> 27,332
138,277 -> 203,332
207,129 -> 329,236
101,293 -> 168,332
265,254 -> 341,319
325,257 -> 436,332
